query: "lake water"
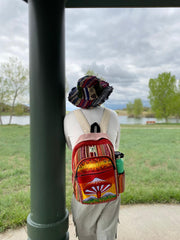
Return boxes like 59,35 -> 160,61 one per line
1,115 -> 179,125
119,116 -> 179,124
1,116 -> 30,125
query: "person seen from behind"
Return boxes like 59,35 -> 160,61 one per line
64,75 -> 121,240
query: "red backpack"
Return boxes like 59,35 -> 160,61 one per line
72,108 -> 119,204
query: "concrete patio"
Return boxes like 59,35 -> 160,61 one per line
1,204 -> 180,240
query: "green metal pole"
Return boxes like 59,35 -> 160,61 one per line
27,0 -> 68,239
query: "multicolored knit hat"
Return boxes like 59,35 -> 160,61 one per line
68,75 -> 113,109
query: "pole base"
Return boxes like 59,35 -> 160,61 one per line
27,233 -> 69,240
27,209 -> 69,240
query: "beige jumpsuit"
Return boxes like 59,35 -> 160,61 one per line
64,106 -> 121,240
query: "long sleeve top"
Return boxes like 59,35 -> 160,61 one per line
64,106 -> 120,151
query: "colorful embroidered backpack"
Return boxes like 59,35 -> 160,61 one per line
72,108 -> 119,204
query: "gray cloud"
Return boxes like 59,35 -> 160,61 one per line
65,8 -> 180,107
81,62 -> 137,86
0,0 -> 28,64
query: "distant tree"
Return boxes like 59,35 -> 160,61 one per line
126,101 -> 134,117
171,81 -> 180,122
85,70 -> 105,80
133,98 -> 143,118
174,93 -> 180,121
0,57 -> 29,124
0,76 -> 11,124
65,78 -> 69,96
86,70 -> 96,76
143,107 -> 150,112
148,72 -> 176,122
14,104 -> 25,116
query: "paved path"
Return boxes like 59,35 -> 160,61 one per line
0,204 -> 180,240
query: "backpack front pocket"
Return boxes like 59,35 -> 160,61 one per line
75,157 -> 118,204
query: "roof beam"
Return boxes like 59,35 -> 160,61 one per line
66,0 -> 180,8
22,0 -> 180,8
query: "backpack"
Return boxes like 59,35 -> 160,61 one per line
72,108 -> 119,204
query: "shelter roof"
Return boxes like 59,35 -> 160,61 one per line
22,0 -> 180,8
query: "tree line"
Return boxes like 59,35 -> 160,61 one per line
1,59 -> 180,125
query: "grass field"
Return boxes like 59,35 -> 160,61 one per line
0,124 -> 180,232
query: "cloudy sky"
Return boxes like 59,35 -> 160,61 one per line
1,0 -> 180,110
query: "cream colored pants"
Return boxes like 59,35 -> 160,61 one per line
71,195 -> 120,240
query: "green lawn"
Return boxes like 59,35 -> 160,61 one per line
0,125 -> 30,232
0,124 -> 180,232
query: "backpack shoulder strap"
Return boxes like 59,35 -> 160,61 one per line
74,108 -> 111,134
100,108 -> 111,133
74,109 -> 90,134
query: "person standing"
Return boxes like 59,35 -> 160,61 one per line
64,75 -> 120,240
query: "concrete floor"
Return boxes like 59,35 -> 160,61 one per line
0,204 -> 180,240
